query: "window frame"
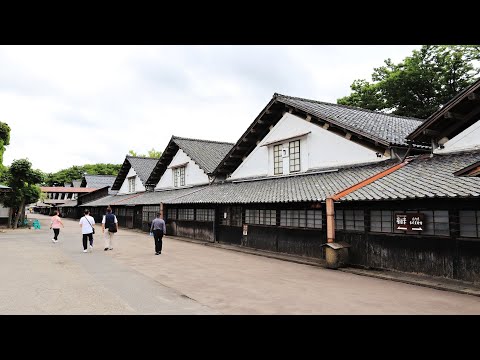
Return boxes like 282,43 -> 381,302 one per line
367,209 -> 450,237
289,140 -> 300,173
196,208 -> 215,222
178,208 -> 194,220
142,205 -> 160,222
173,166 -> 186,187
335,209 -> 364,232
219,206 -> 243,227
245,209 -> 277,226
273,144 -> 283,175
459,210 -> 480,238
128,176 -> 136,193
279,209 -> 322,229
168,208 -> 177,220
370,210 -> 393,233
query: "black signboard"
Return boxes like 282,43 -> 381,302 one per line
395,213 -> 425,231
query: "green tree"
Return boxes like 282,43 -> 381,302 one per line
1,159 -> 44,229
146,148 -> 162,158
128,148 -> 162,158
0,122 -> 10,174
338,45 -> 480,119
44,163 -> 122,186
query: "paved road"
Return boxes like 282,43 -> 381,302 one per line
1,214 -> 480,314
0,215 -> 218,314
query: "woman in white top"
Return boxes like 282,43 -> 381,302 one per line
79,209 -> 96,253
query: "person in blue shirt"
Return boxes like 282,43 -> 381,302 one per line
150,212 -> 166,255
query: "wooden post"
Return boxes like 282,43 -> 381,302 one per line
160,202 -> 164,219
326,198 -> 335,243
213,206 -> 216,243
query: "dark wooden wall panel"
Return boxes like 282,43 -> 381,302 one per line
217,225 -> 242,245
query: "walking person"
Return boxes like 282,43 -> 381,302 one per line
102,207 -> 118,251
79,209 -> 95,253
150,212 -> 166,255
50,210 -> 64,243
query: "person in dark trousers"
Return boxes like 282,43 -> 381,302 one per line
79,209 -> 95,253
150,212 -> 166,255
50,210 -> 64,243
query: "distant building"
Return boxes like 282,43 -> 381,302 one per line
0,184 -> 12,226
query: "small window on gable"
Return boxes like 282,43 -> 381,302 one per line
128,176 -> 136,193
289,140 -> 300,172
173,166 -> 186,187
274,145 -> 283,175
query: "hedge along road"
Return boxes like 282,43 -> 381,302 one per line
1,214 -> 480,314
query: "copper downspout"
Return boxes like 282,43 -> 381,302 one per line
326,159 -> 411,243
326,198 -> 336,243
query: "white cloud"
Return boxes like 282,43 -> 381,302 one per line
0,45 -> 421,173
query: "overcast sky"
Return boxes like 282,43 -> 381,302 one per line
0,45 -> 420,173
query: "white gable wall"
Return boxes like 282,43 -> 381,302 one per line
436,120 -> 480,153
230,113 -> 388,180
155,149 -> 209,190
118,167 -> 145,194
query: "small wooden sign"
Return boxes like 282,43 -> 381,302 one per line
395,213 -> 425,231
243,224 -> 248,236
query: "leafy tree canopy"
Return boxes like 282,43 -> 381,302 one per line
128,148 -> 162,158
0,121 -> 11,171
44,163 -> 122,187
337,45 -> 480,119
0,159 -> 44,228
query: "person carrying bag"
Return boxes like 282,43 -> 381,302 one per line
79,209 -> 96,253
102,207 -> 119,251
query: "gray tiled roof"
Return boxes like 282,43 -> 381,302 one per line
166,161 -> 396,204
80,187 -> 208,207
113,186 -> 209,206
126,156 -> 159,185
173,137 -> 234,174
80,194 -> 127,207
83,175 -> 117,189
58,199 -> 78,207
276,94 -> 424,146
342,150 -> 480,201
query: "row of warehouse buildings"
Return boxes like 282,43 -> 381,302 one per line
48,80 -> 480,282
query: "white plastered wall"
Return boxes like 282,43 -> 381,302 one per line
230,113 -> 387,180
435,120 -> 480,153
155,149 -> 209,190
117,166 -> 146,194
